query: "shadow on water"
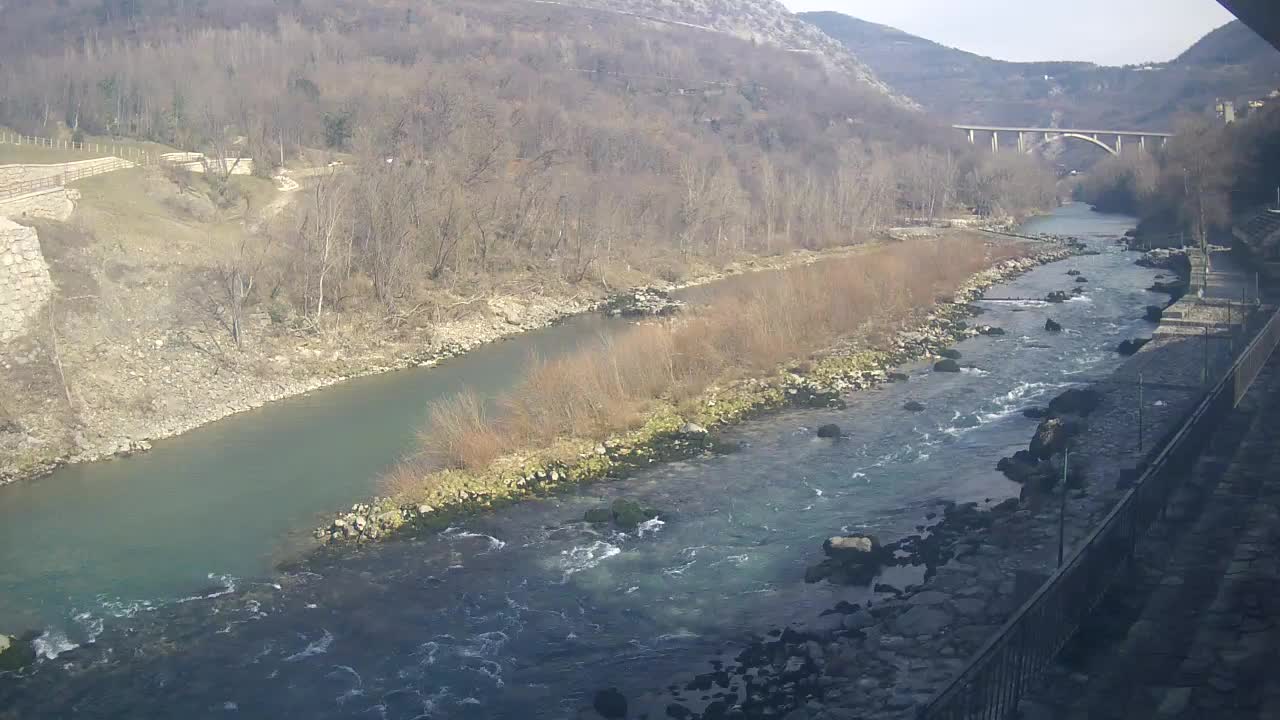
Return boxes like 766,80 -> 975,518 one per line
1,204 -> 1174,719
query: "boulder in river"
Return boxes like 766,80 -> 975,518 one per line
1072,287 -> 1086,295
1030,417 -> 1077,460
1066,269 -> 1081,276
1022,407 -> 1050,420
1046,291 -> 1069,303
610,498 -> 657,529
816,423 -> 842,439
1145,305 -> 1164,323
583,508 -> 614,524
887,372 -> 910,382
997,453 -> 1049,485
977,325 -> 1006,336
807,534 -> 890,586
1117,338 -> 1150,356
1075,276 -> 1089,283
933,359 -> 961,373
1044,319 -> 1063,333
937,348 -> 962,360
593,688 -> 628,719
1048,387 -> 1102,416
903,400 -> 926,412
0,633 -> 36,672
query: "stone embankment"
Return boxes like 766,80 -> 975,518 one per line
317,241 -> 1081,545
0,218 -> 54,344
1025,358 -> 1280,720
623,246 -> 1268,720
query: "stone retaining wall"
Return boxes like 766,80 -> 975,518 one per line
0,217 -> 53,343
0,187 -> 76,221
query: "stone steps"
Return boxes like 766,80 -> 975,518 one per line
1022,361 -> 1280,720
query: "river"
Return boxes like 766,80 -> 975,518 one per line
0,204 -> 1158,718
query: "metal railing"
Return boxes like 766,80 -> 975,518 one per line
0,157 -> 134,201
920,305 -> 1280,720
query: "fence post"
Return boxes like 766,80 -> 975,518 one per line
1138,372 -> 1144,454
1203,326 -> 1210,386
1059,447 -> 1069,568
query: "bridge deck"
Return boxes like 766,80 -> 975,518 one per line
953,124 -> 1174,137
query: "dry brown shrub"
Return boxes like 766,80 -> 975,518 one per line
417,235 -> 1028,471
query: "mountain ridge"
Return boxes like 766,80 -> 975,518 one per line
802,12 -> 1280,130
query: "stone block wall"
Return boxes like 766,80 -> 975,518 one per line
0,217 -> 53,343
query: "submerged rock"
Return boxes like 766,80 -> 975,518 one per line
1145,305 -> 1164,323
1022,407 -> 1050,419
937,348 -> 962,360
593,688 -> 628,719
1075,276 -> 1089,283
977,325 -> 1006,336
1046,291 -> 1069,303
1066,269 -> 1081,276
816,424 -> 842,439
1044,319 -> 1063,333
1117,338 -> 1150,356
903,400 -> 926,412
933,359 -> 961,373
887,371 -> 910,382
610,498 -> 656,530
583,508 -> 614,524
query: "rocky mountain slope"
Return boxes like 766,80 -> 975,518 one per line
802,13 -> 1280,130
545,0 -> 909,104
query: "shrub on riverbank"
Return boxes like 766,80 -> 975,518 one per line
415,234 -> 1026,474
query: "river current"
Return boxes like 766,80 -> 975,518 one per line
0,205 -> 1159,718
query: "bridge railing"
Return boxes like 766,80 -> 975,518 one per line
919,304 -> 1280,720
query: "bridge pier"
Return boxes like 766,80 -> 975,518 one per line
1018,131 -> 1026,153
968,129 -> 975,145
991,131 -> 999,153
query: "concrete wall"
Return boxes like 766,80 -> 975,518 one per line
0,217 -> 53,343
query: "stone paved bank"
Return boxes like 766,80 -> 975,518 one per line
639,251 -> 1268,720
1024,357 -> 1280,720
0,217 -> 52,343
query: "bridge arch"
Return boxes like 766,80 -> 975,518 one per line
1049,133 -> 1119,156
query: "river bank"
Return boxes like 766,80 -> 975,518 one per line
623,241 -> 1256,720
0,205 -> 1172,719
0,236 -> 933,488
316,238 -> 1080,546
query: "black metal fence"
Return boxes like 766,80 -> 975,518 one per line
920,306 -> 1280,720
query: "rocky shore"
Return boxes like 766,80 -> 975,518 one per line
317,239 -> 1082,545
612,246 -> 1242,720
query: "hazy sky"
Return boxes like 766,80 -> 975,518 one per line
781,0 -> 1237,65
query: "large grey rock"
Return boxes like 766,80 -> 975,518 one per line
905,591 -> 951,606
895,606 -> 953,636
842,610 -> 875,631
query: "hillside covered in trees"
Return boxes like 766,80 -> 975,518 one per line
804,13 -> 1280,131
0,0 -> 1059,482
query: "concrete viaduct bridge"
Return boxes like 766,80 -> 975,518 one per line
954,125 -> 1174,156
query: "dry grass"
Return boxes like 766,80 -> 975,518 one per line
418,234 -> 1026,472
